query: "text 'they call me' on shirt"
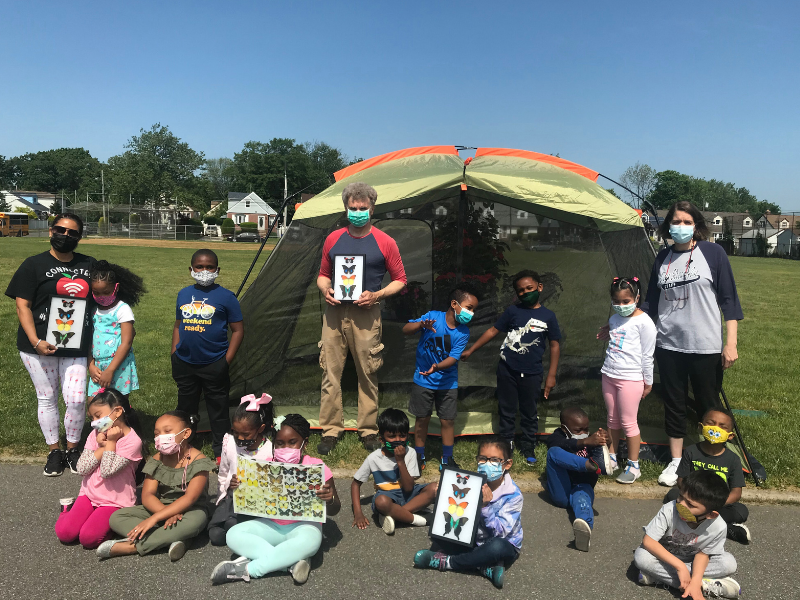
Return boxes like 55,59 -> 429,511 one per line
409,310 -> 470,390
494,304 -> 561,375
319,227 -> 407,293
174,283 -> 242,365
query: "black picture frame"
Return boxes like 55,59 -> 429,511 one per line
332,254 -> 365,303
429,465 -> 486,548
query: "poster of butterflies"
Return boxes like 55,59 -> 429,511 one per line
429,467 -> 486,547
332,254 -> 365,302
45,296 -> 87,351
233,457 -> 326,523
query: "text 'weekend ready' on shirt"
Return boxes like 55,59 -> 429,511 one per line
494,304 -> 561,375
174,284 -> 243,365
409,310 -> 470,390
319,227 -> 407,292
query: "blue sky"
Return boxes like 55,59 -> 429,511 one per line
2,2 -> 799,211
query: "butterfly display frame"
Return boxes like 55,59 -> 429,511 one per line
233,456 -> 326,523
332,254 -> 365,303
429,466 -> 486,548
45,296 -> 87,352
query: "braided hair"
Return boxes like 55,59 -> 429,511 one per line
232,399 -> 275,435
279,414 -> 311,440
609,276 -> 641,304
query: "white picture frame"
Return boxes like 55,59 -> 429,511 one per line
45,296 -> 87,352
332,254 -> 365,302
429,466 -> 486,547
233,457 -> 326,523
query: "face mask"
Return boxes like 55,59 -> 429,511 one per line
611,302 -> 637,317
93,283 -> 119,307
701,424 -> 730,444
477,461 -> 506,482
455,302 -> 473,324
191,269 -> 219,286
274,442 -> 305,464
154,428 -> 187,455
563,425 -> 589,440
382,440 -> 406,455
669,224 -> 694,244
90,411 -> 119,433
676,502 -> 698,523
50,232 -> 79,253
234,435 -> 261,448
347,208 -> 370,227
519,290 -> 539,307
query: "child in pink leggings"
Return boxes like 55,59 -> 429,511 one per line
599,277 -> 656,484
56,388 -> 143,549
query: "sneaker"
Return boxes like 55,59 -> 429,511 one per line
482,563 -> 505,589
168,541 -> 186,562
701,576 -> 741,598
211,557 -> 251,584
419,457 -> 427,471
65,448 -> 81,474
525,454 -> 538,466
290,559 -> 310,584
638,571 -> 655,586
572,518 -> 592,552
413,549 -> 448,571
600,445 -> 615,475
379,514 -> 396,535
439,456 -> 460,472
727,523 -> 751,545
44,449 -> 65,477
616,464 -> 641,484
609,455 -> 619,472
361,434 -> 382,452
59,497 -> 75,513
316,436 -> 340,455
658,461 -> 680,487
96,539 -> 125,559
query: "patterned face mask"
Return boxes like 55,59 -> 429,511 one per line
676,501 -> 698,522
191,269 -> 219,286
701,424 -> 730,444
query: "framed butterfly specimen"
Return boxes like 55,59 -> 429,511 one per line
332,254 -> 364,303
45,296 -> 87,351
429,466 -> 485,548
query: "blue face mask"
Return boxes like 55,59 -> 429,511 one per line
455,302 -> 473,324
611,302 -> 637,317
347,209 -> 370,227
477,461 -> 505,482
669,224 -> 694,244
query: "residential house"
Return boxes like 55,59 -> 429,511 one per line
0,190 -> 51,217
756,211 -> 800,235
226,192 -> 277,231
12,190 -> 63,212
492,204 -> 540,238
739,227 -> 781,256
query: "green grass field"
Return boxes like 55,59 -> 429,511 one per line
1,238 -> 798,488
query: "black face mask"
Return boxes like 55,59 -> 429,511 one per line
51,232 -> 79,253
383,440 -> 406,455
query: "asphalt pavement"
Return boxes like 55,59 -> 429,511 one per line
0,463 -> 796,600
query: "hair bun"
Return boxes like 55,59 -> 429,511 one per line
189,414 -> 200,428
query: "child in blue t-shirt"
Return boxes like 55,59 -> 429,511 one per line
171,249 -> 244,460
403,286 -> 480,471
461,270 -> 561,464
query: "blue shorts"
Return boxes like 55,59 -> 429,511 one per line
372,483 -> 427,511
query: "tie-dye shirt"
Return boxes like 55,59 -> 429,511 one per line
475,473 -> 524,550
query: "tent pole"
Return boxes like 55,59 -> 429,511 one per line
720,387 -> 762,487
456,187 -> 467,283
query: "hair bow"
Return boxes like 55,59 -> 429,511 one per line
240,393 -> 272,411
274,415 -> 286,428
612,277 -> 620,282
97,387 -> 106,394
632,276 -> 639,282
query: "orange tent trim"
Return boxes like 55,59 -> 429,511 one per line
474,148 -> 599,182
333,145 -> 459,182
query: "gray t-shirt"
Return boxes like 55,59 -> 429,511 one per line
353,448 -> 419,491
644,241 -> 743,354
644,501 -> 727,563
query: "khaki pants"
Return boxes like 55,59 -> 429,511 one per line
319,303 -> 384,437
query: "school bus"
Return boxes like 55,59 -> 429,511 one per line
0,213 -> 30,237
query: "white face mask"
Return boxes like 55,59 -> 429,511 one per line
191,269 -> 219,286
564,425 -> 589,440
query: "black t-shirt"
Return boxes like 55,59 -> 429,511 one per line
5,251 -> 96,357
676,443 -> 746,489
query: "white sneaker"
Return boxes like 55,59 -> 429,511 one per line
638,571 -> 655,586
96,539 -> 125,560
600,446 -> 615,475
658,461 -> 680,487
572,518 -> 591,552
168,541 -> 186,562
701,576 -> 741,598
379,514 -> 396,535
290,559 -> 311,584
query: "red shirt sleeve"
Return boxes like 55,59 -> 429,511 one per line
374,229 -> 407,284
318,228 -> 345,279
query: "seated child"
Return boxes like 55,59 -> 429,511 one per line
545,407 -> 613,552
212,414 -> 340,585
403,285 -> 480,471
414,436 -> 523,590
635,470 -> 741,599
663,408 -> 750,544
207,393 -> 275,546
98,411 -> 215,561
352,408 -> 437,535
56,388 -> 143,549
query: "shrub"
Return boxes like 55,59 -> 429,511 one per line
221,218 -> 235,236
239,222 -> 257,231
203,215 -> 220,225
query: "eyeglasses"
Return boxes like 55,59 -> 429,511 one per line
52,225 -> 81,239
476,456 -> 507,467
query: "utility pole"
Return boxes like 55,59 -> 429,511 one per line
283,168 -> 288,237
101,169 -> 106,235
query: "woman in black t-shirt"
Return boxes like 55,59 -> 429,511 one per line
5,213 -> 96,477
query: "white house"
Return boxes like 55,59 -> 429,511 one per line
226,192 -> 277,231
739,228 -> 781,256
0,191 -> 50,217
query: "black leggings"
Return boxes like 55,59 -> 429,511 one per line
655,347 -> 723,439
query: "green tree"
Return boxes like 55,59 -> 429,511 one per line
202,157 -> 234,201
619,162 -> 657,208
9,148 -> 102,196
605,188 -> 621,199
107,124 -> 204,207
0,155 -> 15,189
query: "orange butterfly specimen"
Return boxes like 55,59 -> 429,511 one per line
341,275 -> 356,286
56,319 -> 74,331
448,497 -> 468,517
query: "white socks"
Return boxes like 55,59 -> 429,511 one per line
411,514 -> 427,527
670,457 -> 681,466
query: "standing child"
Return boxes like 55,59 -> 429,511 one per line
212,414 -> 341,585
55,388 -> 144,549
635,469 -> 741,599
664,408 -> 751,544
414,436 -> 523,590
208,393 -> 275,546
98,411 -> 215,561
172,249 -> 244,459
545,407 -> 613,552
461,270 -> 561,464
352,408 -> 437,535
87,261 -> 146,399
403,285 -> 480,471
598,276 -> 656,484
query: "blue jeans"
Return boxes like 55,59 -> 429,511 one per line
545,447 -> 595,528
439,537 -> 519,571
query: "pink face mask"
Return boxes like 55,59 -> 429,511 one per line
274,442 -> 304,464
154,428 -> 187,455
93,283 -> 119,307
